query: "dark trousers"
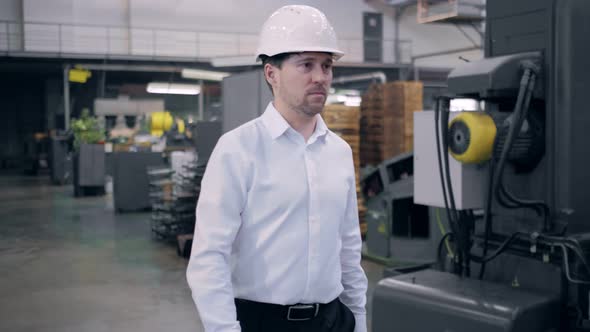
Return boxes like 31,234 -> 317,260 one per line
235,298 -> 356,332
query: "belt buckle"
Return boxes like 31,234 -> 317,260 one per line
286,304 -> 319,321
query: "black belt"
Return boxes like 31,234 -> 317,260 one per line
235,298 -> 338,321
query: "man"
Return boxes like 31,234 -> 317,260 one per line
186,5 -> 368,332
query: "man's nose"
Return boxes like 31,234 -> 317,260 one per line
311,66 -> 330,84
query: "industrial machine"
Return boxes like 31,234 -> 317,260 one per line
94,96 -> 191,150
94,96 -> 164,133
149,111 -> 186,137
362,153 -> 449,265
373,0 -> 590,331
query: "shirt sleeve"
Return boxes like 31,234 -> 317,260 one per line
339,147 -> 368,332
186,134 -> 248,332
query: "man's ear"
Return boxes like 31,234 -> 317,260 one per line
264,63 -> 277,86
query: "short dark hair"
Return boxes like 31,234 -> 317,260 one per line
260,53 -> 296,95
260,52 -> 294,69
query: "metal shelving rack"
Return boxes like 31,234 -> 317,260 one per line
147,159 -> 206,242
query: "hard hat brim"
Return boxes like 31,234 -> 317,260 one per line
256,47 -> 344,62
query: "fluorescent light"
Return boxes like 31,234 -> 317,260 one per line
211,55 -> 258,68
344,96 -> 361,107
181,68 -> 230,81
147,82 -> 200,95
450,98 -> 480,112
326,94 -> 362,107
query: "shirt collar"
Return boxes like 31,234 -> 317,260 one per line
261,102 -> 329,141
314,113 -> 329,138
261,102 -> 290,139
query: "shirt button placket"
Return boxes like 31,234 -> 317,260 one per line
303,146 -> 316,300
307,148 -> 320,291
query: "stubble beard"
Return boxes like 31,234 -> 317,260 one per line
280,92 -> 325,119
298,100 -> 325,118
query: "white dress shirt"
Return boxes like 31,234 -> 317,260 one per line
186,102 -> 368,332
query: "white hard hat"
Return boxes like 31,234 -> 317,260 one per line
256,5 -> 344,61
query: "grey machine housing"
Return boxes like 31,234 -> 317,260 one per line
372,0 -> 590,331
373,269 -> 560,332
362,152 -> 447,265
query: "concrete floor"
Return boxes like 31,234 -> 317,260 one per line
0,175 -> 385,332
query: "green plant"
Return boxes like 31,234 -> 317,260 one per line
71,109 -> 104,150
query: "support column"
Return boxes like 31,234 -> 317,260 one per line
63,64 -> 71,130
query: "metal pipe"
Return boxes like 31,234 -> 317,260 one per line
332,71 -> 387,85
454,23 -> 480,48
1,22 -> 7,54
198,79 -> 204,120
74,63 -> 181,72
470,22 -> 485,40
98,70 -> 106,97
394,7 -> 409,64
412,46 -> 481,60
63,64 -> 71,130
394,10 -> 401,64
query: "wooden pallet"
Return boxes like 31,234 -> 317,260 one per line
360,81 -> 423,167
322,105 -> 365,223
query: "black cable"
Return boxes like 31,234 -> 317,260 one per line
440,100 -> 460,223
457,211 -> 466,276
538,234 -> 590,276
434,100 -> 453,228
473,229 -> 590,284
437,232 -> 454,271
440,97 -> 466,275
463,210 -> 475,277
471,231 -> 525,264
557,243 -> 590,285
434,98 -> 460,273
520,74 -> 536,123
565,243 -> 590,279
479,157 -> 496,279
477,69 -> 530,278
475,64 -> 551,278
493,68 -> 531,209
494,73 -> 552,231
466,209 -> 476,277
500,182 -> 543,214
500,179 -> 551,230
564,239 -> 590,274
458,210 -> 470,277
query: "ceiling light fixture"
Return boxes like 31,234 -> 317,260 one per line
146,82 -> 201,95
210,55 -> 259,68
181,68 -> 230,81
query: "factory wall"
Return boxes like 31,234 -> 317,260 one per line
23,0 -> 128,26
0,0 -> 21,21
1,0 -> 483,68
398,6 -> 483,67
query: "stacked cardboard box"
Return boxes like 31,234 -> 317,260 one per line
322,104 -> 366,227
360,81 -> 423,167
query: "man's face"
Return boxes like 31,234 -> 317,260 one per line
271,52 -> 333,117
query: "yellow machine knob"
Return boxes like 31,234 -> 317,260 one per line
150,111 -> 174,137
448,112 -> 497,164
176,118 -> 186,134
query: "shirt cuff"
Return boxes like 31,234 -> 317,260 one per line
354,313 -> 367,332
